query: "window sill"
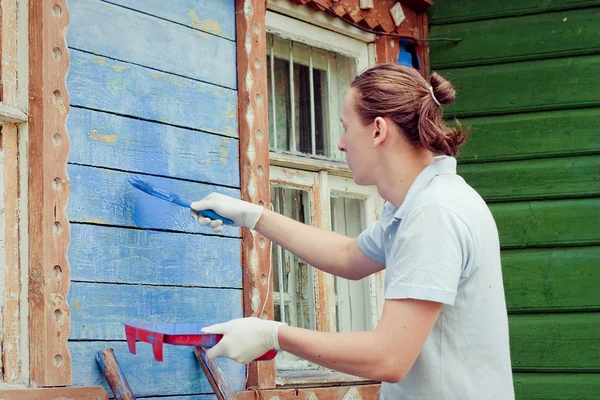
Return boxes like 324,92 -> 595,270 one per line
276,369 -> 377,388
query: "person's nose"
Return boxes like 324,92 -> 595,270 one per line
337,134 -> 346,152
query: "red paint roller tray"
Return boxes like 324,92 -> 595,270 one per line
124,323 -> 277,362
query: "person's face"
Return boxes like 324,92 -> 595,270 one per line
338,90 -> 377,186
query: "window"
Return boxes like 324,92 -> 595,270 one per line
266,8 -> 382,383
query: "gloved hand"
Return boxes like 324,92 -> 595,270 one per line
201,317 -> 287,364
190,193 -> 263,232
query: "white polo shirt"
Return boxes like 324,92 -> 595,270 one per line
359,156 -> 514,400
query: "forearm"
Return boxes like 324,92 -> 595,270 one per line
278,326 -> 404,383
255,208 -> 355,279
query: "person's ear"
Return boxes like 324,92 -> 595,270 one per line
373,117 -> 389,147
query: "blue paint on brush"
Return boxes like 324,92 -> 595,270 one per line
128,175 -> 234,225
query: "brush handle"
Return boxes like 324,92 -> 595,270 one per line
195,208 -> 235,225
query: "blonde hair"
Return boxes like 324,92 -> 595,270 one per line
350,64 -> 468,156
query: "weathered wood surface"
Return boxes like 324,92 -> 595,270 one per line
69,224 -> 241,287
96,348 -> 135,400
67,164 -> 240,236
0,387 -> 108,400
67,0 -> 236,89
68,108 -> 240,187
491,198 -> 600,248
509,312 -> 600,371
106,0 -> 236,40
456,108 -> 600,162
68,283 -> 242,340
236,384 -> 381,400
502,246 -> 600,312
513,372 -> 600,400
70,342 -> 245,397
429,0 -> 600,24
67,49 -> 238,137
458,155 -> 600,202
440,55 -> 600,117
194,347 -> 237,400
430,8 -> 600,68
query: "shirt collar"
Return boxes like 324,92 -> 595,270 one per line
381,156 -> 457,228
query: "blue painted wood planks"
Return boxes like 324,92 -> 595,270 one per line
105,0 -> 236,40
68,107 -> 240,187
70,224 -> 241,287
70,342 -> 245,396
68,0 -> 236,88
68,49 -> 238,137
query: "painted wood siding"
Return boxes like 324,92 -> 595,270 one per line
65,0 -> 244,397
429,1 -> 600,398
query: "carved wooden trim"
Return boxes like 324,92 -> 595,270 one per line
0,387 -> 108,400
235,0 -> 275,389
28,0 -> 72,385
236,383 -> 381,399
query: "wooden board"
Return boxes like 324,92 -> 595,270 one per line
68,282 -> 242,340
458,155 -> 600,202
67,49 -> 238,137
513,372 -> 600,400
67,164 -> 240,236
69,224 -> 241,287
456,108 -> 600,162
69,342 -> 245,397
502,246 -> 600,312
68,107 -> 240,188
428,0 -> 600,24
106,0 -> 236,40
67,0 -> 236,89
439,55 -> 600,117
430,8 -> 600,68
0,387 -> 107,400
490,198 -> 600,248
509,312 -> 600,371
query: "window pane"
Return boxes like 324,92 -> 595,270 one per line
330,196 -> 370,332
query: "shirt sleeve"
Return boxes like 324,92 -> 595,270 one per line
385,205 -> 472,305
358,218 -> 386,264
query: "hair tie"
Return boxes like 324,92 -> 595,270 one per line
429,86 -> 441,106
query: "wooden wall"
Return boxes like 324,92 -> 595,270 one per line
65,0 -> 245,397
429,1 -> 599,399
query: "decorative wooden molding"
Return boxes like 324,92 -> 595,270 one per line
28,0 -> 72,385
235,0 -> 275,389
236,383 -> 380,400
0,387 -> 108,400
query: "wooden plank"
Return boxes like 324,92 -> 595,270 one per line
513,372 -> 600,400
67,49 -> 238,137
28,0 -> 72,386
67,164 -> 240,237
68,282 -> 242,340
96,348 -> 135,400
428,0 -> 600,25
509,312 -> 600,371
70,224 -> 241,287
236,0 -> 275,389
458,155 -> 600,202
194,347 -> 237,400
0,387 -> 108,400
69,342 -> 245,397
106,0 -> 236,40
440,55 -> 600,117
457,108 -> 600,162
236,384 -> 381,400
430,8 -> 600,68
490,198 -> 600,248
67,108 -> 240,188
502,246 -> 600,312
68,0 -> 236,89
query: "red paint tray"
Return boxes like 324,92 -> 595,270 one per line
124,323 -> 277,362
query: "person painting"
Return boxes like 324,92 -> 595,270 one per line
190,64 -> 514,399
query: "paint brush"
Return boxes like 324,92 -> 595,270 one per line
128,175 -> 234,225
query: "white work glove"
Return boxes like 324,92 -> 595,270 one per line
201,317 -> 287,364
190,193 -> 263,232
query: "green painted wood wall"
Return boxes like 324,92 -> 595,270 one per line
429,1 -> 600,398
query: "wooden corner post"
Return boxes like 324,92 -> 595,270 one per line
235,0 -> 275,389
28,0 -> 72,385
